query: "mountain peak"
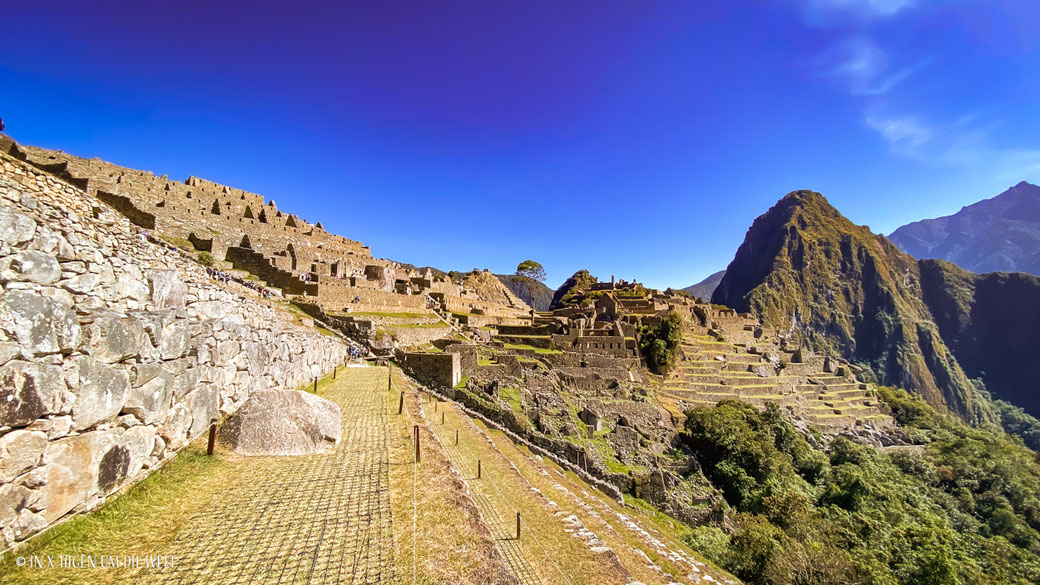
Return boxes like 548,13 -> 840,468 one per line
713,190 -> 978,418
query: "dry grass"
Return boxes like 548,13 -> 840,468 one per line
0,445 -> 242,585
386,368 -> 517,585
459,412 -> 739,585
431,404 -> 633,585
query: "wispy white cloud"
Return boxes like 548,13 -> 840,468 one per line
865,113 -> 932,149
864,108 -> 1040,181
814,38 -> 928,95
801,0 -> 915,24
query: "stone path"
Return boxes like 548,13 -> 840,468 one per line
154,367 -> 395,585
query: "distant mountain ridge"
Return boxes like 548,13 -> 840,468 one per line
889,181 -> 1040,275
682,270 -> 725,301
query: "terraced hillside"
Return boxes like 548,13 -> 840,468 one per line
657,314 -> 892,432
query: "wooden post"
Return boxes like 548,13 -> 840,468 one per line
414,425 -> 420,464
434,399 -> 438,412
398,392 -> 404,415
388,364 -> 392,391
333,367 -> 337,380
516,512 -> 521,539
441,411 -> 445,425
477,460 -> 481,479
455,429 -> 459,445
313,377 -> 318,392
207,418 -> 217,456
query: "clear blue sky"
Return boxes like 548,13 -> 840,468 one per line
3,1 -> 1038,289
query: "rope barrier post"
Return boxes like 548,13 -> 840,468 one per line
477,460 -> 481,479
441,411 -> 445,425
414,425 -> 420,464
398,391 -> 404,415
455,429 -> 459,445
516,512 -> 521,540
207,417 -> 217,456
333,367 -> 336,380
313,377 -> 318,393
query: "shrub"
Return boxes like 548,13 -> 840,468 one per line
638,311 -> 683,374
197,251 -> 214,266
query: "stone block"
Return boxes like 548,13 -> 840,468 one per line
71,356 -> 130,431
0,430 -> 48,482
0,290 -> 81,355
37,431 -> 115,522
218,389 -> 340,456
147,269 -> 186,310
122,375 -> 170,425
1,250 -> 61,284
0,360 -> 65,428
86,313 -> 147,363
0,206 -> 36,246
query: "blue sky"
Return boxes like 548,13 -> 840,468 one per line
2,1 -> 1038,289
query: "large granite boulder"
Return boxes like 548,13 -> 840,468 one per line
218,389 -> 341,456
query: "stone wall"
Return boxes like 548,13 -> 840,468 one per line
396,351 -> 460,389
0,153 -> 348,548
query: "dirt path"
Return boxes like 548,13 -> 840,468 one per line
155,367 -> 395,585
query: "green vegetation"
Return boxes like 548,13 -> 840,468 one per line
550,269 -> 598,309
680,395 -> 1040,585
348,311 -> 431,319
638,311 -> 683,374
196,251 -> 214,266
515,259 -> 546,282
503,342 -> 562,355
499,387 -> 523,412
388,322 -> 449,329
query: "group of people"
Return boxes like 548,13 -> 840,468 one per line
206,266 -> 233,284
348,343 -> 367,360
205,266 -> 275,299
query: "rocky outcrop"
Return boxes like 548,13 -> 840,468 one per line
0,153 -> 348,547
217,389 -> 341,456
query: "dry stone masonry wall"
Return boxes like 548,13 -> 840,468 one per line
0,152 -> 347,548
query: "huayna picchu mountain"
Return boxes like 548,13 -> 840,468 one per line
713,189 -> 1040,423
712,190 -> 982,420
889,181 -> 1040,275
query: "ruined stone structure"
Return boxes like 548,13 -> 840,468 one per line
0,149 -> 348,548
8,143 -> 531,347
408,276 -> 896,525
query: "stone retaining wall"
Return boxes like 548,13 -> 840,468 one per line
396,351 -> 460,389
0,153 -> 348,548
